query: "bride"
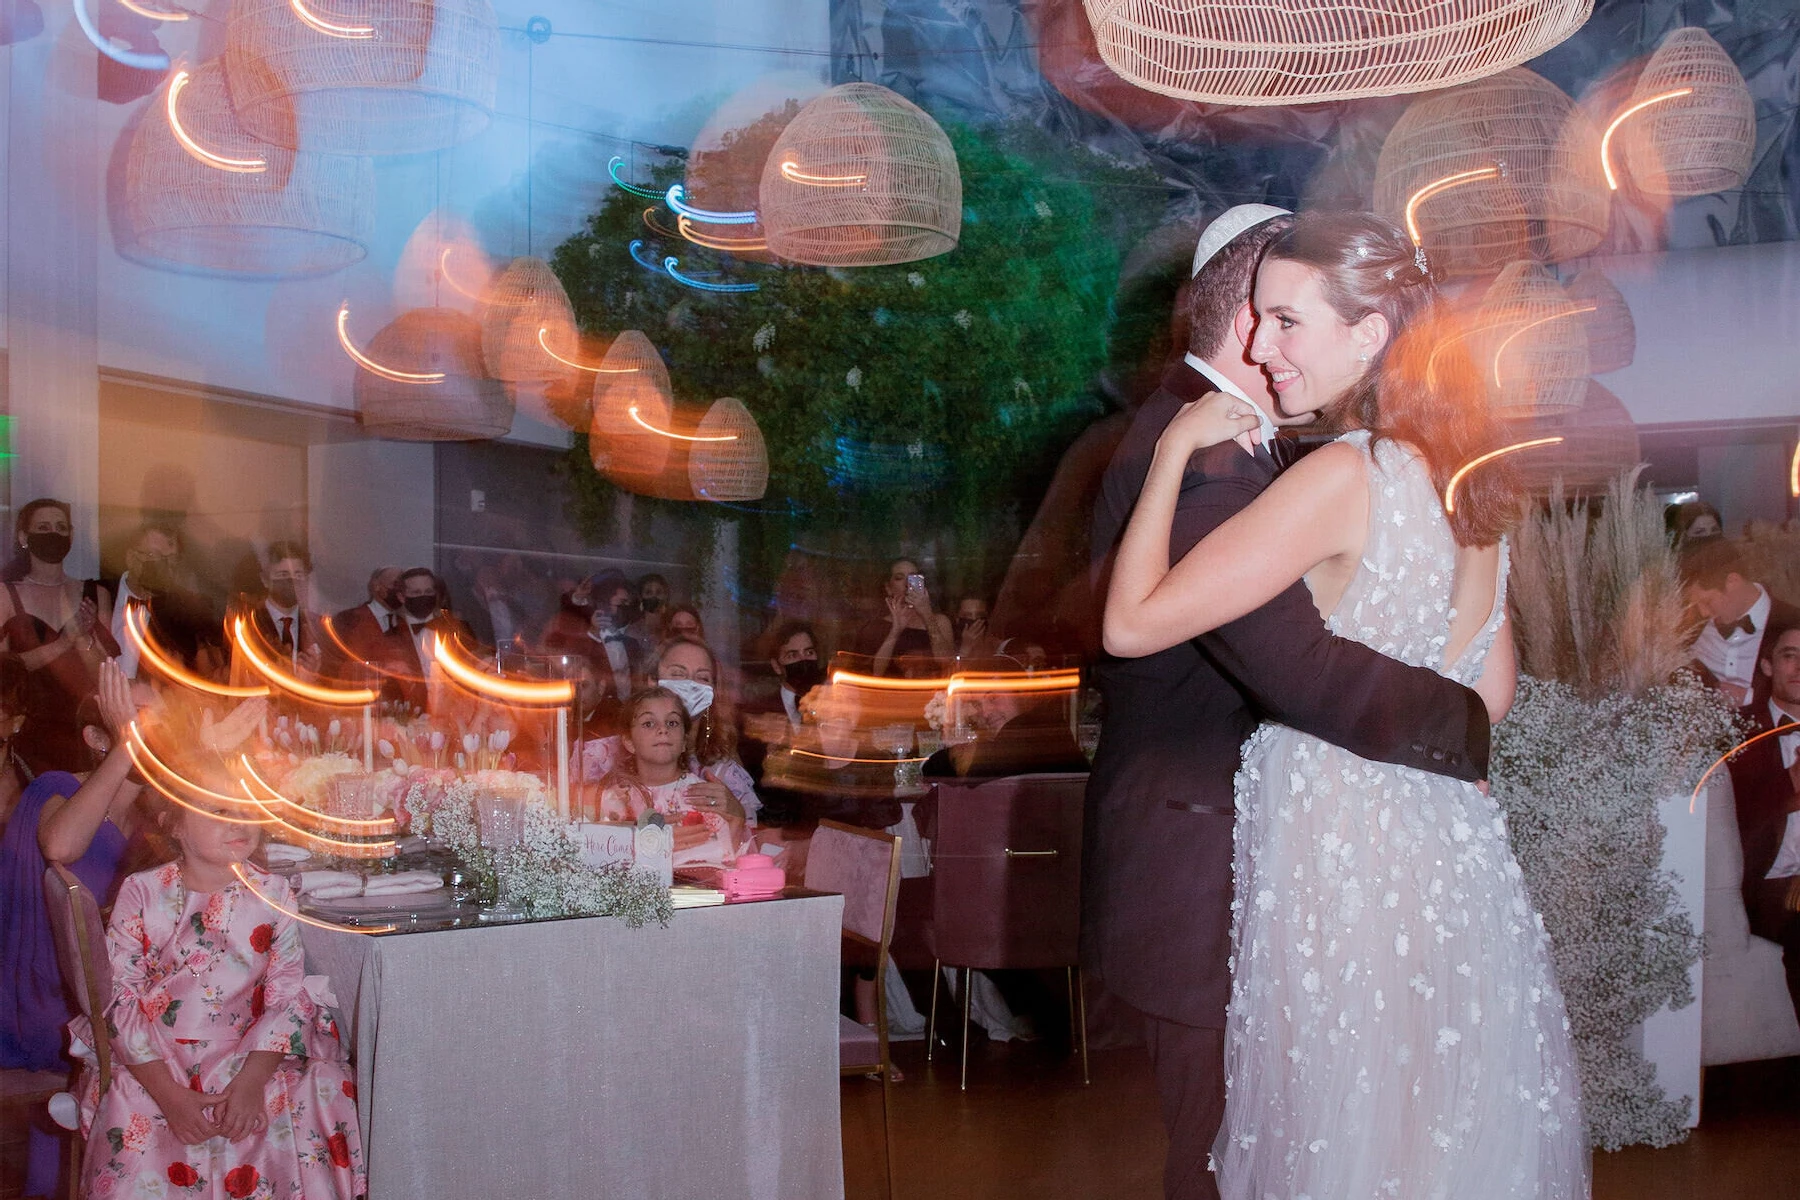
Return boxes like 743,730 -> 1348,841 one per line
1104,212 -> 1588,1199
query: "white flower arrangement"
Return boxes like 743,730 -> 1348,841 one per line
752,322 -> 776,351
845,366 -> 863,389
923,691 -> 949,735
281,753 -> 362,810
418,780 -> 672,927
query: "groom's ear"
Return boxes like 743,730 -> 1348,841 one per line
1230,301 -> 1256,351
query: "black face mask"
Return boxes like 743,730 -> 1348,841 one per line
380,587 -> 403,610
133,559 -> 173,596
640,596 -> 664,614
403,595 -> 438,620
267,580 -> 299,609
25,532 -> 71,565
782,658 -> 825,695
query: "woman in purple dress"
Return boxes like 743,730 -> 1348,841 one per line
0,662 -> 143,1195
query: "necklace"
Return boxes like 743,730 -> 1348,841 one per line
18,577 -> 65,587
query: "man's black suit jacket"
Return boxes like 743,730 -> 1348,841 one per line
1726,701 -> 1800,942
1080,360 -> 1492,1031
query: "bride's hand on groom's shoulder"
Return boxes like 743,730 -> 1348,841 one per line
1159,391 -> 1261,458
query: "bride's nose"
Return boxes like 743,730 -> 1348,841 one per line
1248,325 -> 1274,363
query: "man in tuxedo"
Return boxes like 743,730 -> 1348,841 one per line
380,566 -> 476,712
1726,617 -> 1800,1022
1681,538 -> 1800,707
1082,206 -> 1494,1200
327,566 -> 403,670
231,540 -> 324,680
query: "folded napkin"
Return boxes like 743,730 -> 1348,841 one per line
297,869 -> 362,899
362,871 -> 444,897
264,843 -> 313,865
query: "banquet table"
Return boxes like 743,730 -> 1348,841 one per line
299,891 -> 846,1200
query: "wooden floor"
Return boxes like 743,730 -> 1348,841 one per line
8,1045 -> 1797,1198
842,1041 -> 1800,1200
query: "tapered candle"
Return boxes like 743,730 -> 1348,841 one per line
556,706 -> 570,822
362,704 -> 375,772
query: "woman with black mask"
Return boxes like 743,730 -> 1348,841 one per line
0,498 -> 118,775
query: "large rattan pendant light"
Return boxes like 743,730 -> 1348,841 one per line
125,60 -> 373,277
689,398 -> 768,502
480,256 -> 579,389
351,306 -> 513,440
1469,261 -> 1590,419
589,331 -> 678,497
1081,0 -> 1593,107
1374,68 -> 1609,277
1505,381 -> 1640,493
758,83 -> 960,267
1619,27 -> 1755,198
1563,270 -> 1634,375
223,0 -> 498,156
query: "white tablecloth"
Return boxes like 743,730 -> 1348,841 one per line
301,894 -> 845,1200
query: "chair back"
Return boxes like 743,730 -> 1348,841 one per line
805,820 -> 902,951
43,863 -> 113,1092
927,772 -> 1087,971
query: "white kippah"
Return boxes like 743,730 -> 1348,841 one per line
1190,204 -> 1294,277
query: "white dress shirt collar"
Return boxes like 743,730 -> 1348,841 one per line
113,575 -> 141,678
1747,585 -> 1772,634
264,598 -> 301,664
1183,353 -> 1279,457
780,684 -> 801,726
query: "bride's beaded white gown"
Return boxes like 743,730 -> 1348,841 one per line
1213,432 -> 1589,1199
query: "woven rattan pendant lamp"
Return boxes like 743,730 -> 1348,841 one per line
1374,68 -> 1609,277
689,398 -> 768,502
1618,28 -> 1755,198
589,331 -> 680,497
223,0 -> 497,156
1562,270 -> 1634,374
125,60 -> 373,277
758,83 -> 960,267
1506,381 -> 1640,493
352,306 -> 513,440
480,256 -> 579,389
1081,0 -> 1593,107
1469,261 -> 1590,419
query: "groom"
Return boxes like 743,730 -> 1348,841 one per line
1081,205 -> 1495,1200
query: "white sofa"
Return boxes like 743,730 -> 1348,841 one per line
1701,773 -> 1800,1065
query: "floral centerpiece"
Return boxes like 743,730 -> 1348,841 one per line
1496,470 -> 1741,1149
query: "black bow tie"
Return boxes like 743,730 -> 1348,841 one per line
1715,615 -> 1756,638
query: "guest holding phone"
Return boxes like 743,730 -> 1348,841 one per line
855,558 -> 954,677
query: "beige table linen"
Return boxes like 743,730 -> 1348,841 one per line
301,894 -> 845,1200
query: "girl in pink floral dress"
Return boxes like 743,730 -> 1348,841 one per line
70,804 -> 366,1199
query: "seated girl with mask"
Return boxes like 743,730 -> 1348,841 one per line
577,636 -> 762,825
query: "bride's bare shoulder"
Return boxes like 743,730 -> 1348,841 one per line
1268,439 -> 1367,499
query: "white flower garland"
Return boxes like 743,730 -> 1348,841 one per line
1491,672 -> 1742,1150
411,779 -> 673,928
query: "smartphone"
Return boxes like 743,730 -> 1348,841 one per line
904,573 -> 927,604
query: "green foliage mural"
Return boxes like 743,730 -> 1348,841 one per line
550,117 -> 1166,593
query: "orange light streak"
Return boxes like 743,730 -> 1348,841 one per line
627,405 -> 738,443
642,207 -> 682,239
1491,304 -> 1597,388
239,755 -> 398,836
1601,88 -> 1694,190
122,603 -> 269,698
336,303 -> 445,385
1690,722 -> 1796,814
1443,437 -> 1564,513
316,614 -> 365,668
167,70 -> 267,174
436,247 -> 487,303
779,161 -> 868,188
536,327 -> 638,374
118,0 -> 189,20
830,669 -> 948,691
430,632 -> 575,705
1403,167 -> 1500,245
1791,441 -> 1799,499
232,616 -> 379,706
677,215 -> 768,253
125,735 -> 276,826
789,748 -> 933,765
829,668 -> 1083,695
287,0 -> 374,39
232,864 -> 394,935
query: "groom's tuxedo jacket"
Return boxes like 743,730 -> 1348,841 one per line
1081,359 -> 1493,1031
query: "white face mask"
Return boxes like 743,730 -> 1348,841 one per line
658,677 -> 714,718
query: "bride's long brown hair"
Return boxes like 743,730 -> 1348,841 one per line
1262,212 -> 1523,547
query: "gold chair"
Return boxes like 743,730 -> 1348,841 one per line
804,819 -> 902,1199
